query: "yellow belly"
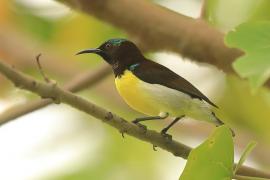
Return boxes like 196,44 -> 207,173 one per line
115,70 -> 160,116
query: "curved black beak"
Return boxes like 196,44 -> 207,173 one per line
76,48 -> 103,55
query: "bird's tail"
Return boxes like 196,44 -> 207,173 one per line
212,112 -> 235,137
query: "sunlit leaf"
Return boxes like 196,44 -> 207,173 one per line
180,126 -> 234,180
225,21 -> 270,89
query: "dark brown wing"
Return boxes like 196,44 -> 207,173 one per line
132,60 -> 218,108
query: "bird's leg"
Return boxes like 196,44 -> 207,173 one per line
132,112 -> 169,131
212,112 -> 235,137
132,112 -> 169,151
132,115 -> 166,123
132,112 -> 169,124
160,115 -> 185,139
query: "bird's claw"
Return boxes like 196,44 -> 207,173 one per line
152,145 -> 157,151
131,119 -> 139,124
161,130 -> 172,141
132,120 -> 147,132
120,131 -> 125,138
230,128 -> 236,137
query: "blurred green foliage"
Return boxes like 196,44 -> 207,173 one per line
47,127 -> 159,180
218,76 -> 270,140
12,3 -> 58,42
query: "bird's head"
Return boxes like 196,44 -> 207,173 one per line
77,38 -> 144,76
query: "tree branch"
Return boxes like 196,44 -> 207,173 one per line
234,175 -> 270,180
58,0 -> 241,73
0,60 -> 270,179
0,64 -> 111,125
0,60 -> 191,158
57,0 -> 270,87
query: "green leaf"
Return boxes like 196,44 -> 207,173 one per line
234,141 -> 257,174
180,126 -> 234,180
225,21 -> 270,89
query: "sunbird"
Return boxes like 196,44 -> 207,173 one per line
77,38 -> 233,137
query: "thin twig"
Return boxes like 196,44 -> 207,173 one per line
36,54 -> 51,83
0,60 -> 269,179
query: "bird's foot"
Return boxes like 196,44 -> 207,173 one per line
132,120 -> 147,132
161,129 -> 172,141
230,128 -> 236,137
152,145 -> 157,151
119,129 -> 126,138
215,124 -> 235,137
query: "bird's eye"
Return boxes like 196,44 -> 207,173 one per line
105,43 -> 112,49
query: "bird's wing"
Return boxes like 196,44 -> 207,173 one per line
132,60 -> 218,108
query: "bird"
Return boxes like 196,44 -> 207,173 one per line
77,38 -> 234,137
